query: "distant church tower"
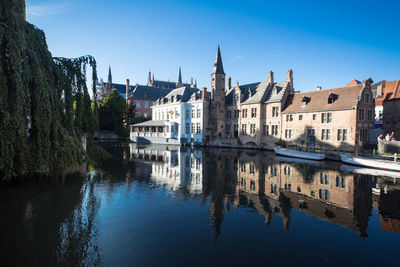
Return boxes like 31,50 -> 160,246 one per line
103,65 -> 113,94
210,45 -> 226,138
177,67 -> 183,87
108,65 -> 112,84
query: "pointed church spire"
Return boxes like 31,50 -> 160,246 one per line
152,74 -> 154,83
212,45 -> 225,75
177,67 -> 182,87
108,65 -> 112,84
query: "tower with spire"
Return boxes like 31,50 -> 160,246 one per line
108,65 -> 112,85
177,67 -> 182,87
210,45 -> 227,138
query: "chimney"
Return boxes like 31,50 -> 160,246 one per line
287,69 -> 293,85
126,79 -> 130,99
227,77 -> 232,90
202,87 -> 208,100
268,70 -> 274,84
377,84 -> 383,97
316,86 -> 322,91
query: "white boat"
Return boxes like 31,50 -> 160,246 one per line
340,164 -> 400,179
340,153 -> 400,172
273,147 -> 325,161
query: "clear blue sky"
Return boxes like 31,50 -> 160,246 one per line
26,0 -> 400,92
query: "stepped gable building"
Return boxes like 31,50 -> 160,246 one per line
206,45 -> 294,148
281,78 -> 375,151
129,45 -> 376,152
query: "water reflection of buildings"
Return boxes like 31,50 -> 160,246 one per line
128,144 -> 399,238
128,144 -> 203,195
372,179 -> 400,234
231,153 -> 373,236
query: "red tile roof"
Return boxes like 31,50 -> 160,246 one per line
282,84 -> 364,113
347,79 -> 361,86
375,80 -> 400,106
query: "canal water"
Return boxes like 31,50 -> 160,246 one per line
1,142 -> 399,266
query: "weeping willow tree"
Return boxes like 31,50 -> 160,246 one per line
0,0 -> 98,179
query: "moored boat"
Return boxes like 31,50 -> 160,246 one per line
340,153 -> 400,172
275,156 -> 325,167
340,164 -> 400,179
273,147 -> 325,161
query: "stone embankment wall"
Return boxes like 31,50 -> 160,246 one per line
94,132 -> 129,141
378,141 -> 400,154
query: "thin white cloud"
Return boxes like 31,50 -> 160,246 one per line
233,55 -> 243,61
27,2 -> 69,17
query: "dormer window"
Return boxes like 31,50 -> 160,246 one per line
328,93 -> 338,104
234,93 -> 239,103
301,96 -> 310,107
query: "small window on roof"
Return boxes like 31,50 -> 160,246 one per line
301,96 -> 310,107
328,93 -> 338,104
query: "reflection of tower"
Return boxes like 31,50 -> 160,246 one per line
279,194 -> 292,230
209,196 -> 224,240
353,174 -> 373,237
259,195 -> 272,225
203,148 -> 239,240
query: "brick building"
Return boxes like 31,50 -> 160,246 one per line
206,46 -> 294,148
129,46 -> 375,152
100,66 -> 198,119
281,80 -> 375,151
375,80 -> 400,137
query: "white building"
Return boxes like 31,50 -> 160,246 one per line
130,86 -> 208,145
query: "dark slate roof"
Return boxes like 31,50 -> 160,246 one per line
212,45 -> 225,74
110,83 -> 134,98
264,81 -> 290,103
225,80 -> 293,105
242,81 -> 270,104
160,86 -> 199,103
130,84 -> 173,101
225,82 -> 261,106
151,80 -> 191,89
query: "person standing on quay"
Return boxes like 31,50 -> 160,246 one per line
390,132 -> 396,141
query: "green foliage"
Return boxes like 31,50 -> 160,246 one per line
87,145 -> 112,164
130,116 -> 148,125
275,140 -> 287,147
118,126 -> 130,139
0,0 -> 98,179
99,89 -> 127,133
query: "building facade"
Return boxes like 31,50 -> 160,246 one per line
375,80 -> 400,137
130,86 -> 207,145
130,46 -> 375,152
281,79 -> 375,151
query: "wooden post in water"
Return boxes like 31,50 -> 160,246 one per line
394,153 -> 398,162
